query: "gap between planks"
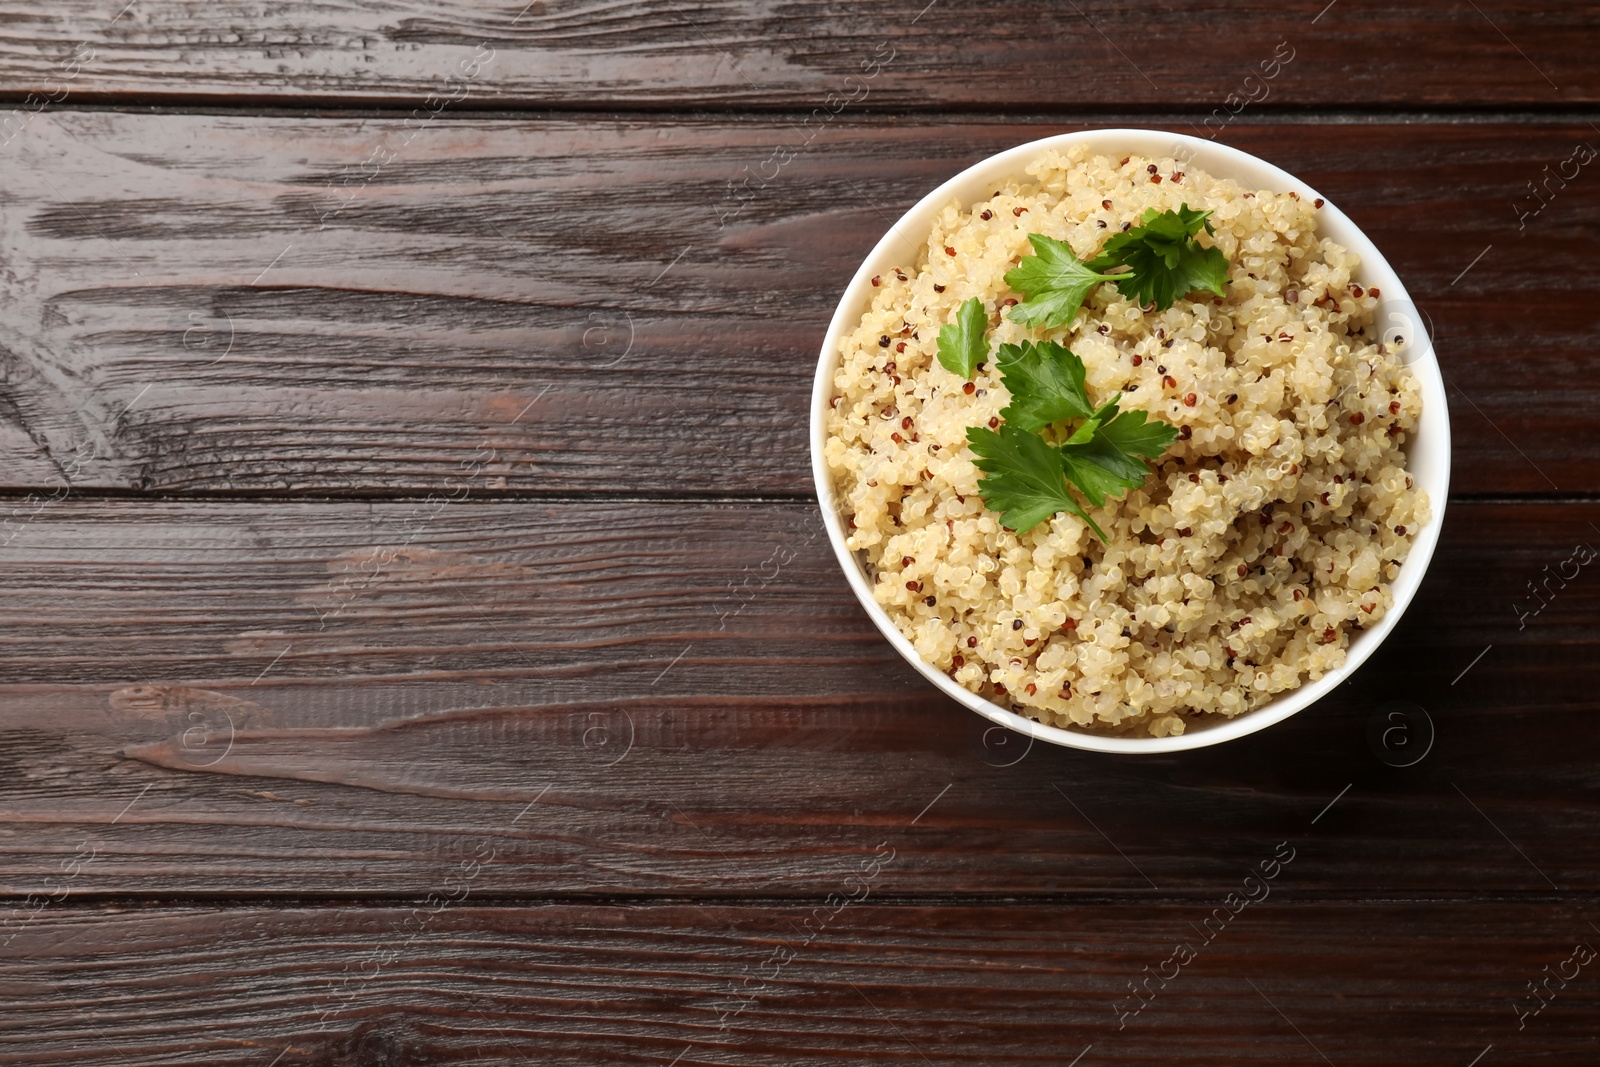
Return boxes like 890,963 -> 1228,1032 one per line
4,102 -> 1600,124
11,892 -> 1600,910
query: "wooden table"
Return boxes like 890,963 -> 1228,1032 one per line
1,3 -> 1597,1063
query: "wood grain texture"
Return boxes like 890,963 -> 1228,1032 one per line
3,901 -> 1597,1065
0,4 -> 1594,1060
0,497 -> 1594,897
0,113 -> 1595,494
0,1 -> 1595,108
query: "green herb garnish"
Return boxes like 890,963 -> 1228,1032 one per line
994,339 -> 1095,431
936,296 -> 989,379
1060,397 -> 1177,507
967,422 -> 1106,539
1002,234 -> 1126,331
967,340 -> 1179,538
1087,204 -> 1229,311
1095,400 -> 1183,461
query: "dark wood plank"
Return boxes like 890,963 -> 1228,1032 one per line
3,901 -> 1596,1065
0,2 -> 1594,108
0,497 -> 1596,897
0,114 -> 1595,495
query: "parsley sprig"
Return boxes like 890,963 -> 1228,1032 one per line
967,340 -> 1178,538
1003,205 -> 1230,330
936,296 -> 988,379
1088,204 -> 1229,311
1002,235 -> 1126,331
967,422 -> 1101,536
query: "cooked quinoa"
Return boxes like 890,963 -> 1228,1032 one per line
823,147 -> 1430,737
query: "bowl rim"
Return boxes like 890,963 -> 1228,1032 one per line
809,127 -> 1452,754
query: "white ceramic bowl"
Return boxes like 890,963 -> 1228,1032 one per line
810,128 -> 1451,754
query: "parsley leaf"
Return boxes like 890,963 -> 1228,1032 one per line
970,352 -> 1178,538
1059,441 -> 1144,508
967,424 -> 1106,540
1002,234 -> 1126,330
1087,204 -> 1230,310
1058,395 -> 1177,509
994,340 -> 1095,432
936,296 -> 989,379
1063,451 -> 1149,509
1098,405 -> 1181,460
